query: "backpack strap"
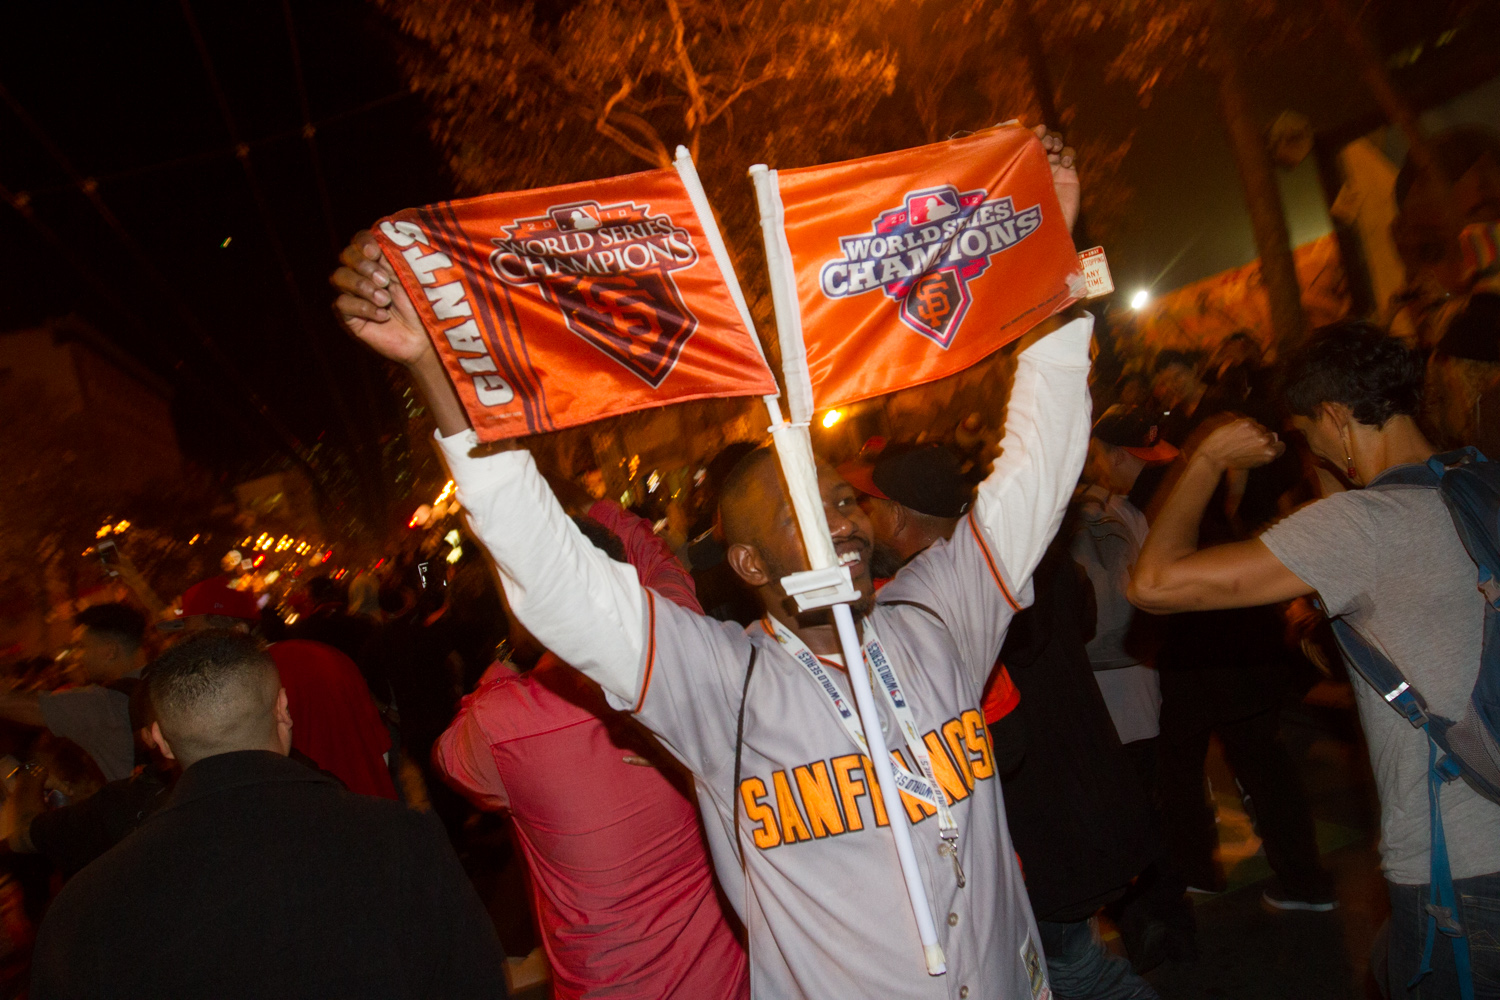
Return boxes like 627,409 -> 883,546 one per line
1413,739 -> 1476,1000
1326,618 -> 1433,730
731,644 -> 760,867
1324,618 -> 1473,998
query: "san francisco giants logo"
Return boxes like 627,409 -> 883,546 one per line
910,274 -> 954,330
549,273 -> 689,386
582,277 -> 666,349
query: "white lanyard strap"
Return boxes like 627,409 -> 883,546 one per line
763,617 -> 959,836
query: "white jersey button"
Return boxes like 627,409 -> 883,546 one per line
947,912 -> 959,926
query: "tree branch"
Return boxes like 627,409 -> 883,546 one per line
704,65 -> 779,127
596,79 -> 671,167
665,0 -> 707,160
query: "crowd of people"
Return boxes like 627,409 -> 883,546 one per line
1,123 -> 1497,1000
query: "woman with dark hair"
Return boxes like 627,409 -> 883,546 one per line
1129,321 -> 1500,998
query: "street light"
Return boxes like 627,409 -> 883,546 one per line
1130,289 -> 1150,310
821,409 -> 843,429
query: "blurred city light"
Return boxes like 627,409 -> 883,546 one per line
821,409 -> 843,429
1130,289 -> 1150,310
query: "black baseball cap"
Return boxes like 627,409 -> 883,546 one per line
840,444 -> 973,519
1092,404 -> 1179,464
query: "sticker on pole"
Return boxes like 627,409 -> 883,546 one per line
1078,246 -> 1114,299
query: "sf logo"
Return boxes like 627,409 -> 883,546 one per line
578,277 -> 664,353
911,273 -> 953,329
549,272 -> 695,388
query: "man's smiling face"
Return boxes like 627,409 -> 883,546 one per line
722,451 -> 876,618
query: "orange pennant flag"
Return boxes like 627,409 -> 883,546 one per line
770,125 -> 1084,410
373,165 -> 777,442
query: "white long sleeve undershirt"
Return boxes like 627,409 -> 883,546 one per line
437,313 -> 1094,705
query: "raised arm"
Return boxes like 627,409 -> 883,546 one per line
970,311 -> 1095,591
333,232 -> 649,703
1128,417 -> 1311,613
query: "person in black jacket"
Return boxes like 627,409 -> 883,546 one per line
30,629 -> 507,1000
999,530 -> 1160,999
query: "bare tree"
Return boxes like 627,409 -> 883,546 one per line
377,0 -> 898,249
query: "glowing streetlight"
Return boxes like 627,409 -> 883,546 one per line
1130,289 -> 1151,310
821,409 -> 843,429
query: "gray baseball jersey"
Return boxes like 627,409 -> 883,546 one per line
436,314 -> 1093,1000
629,519 -> 1049,1000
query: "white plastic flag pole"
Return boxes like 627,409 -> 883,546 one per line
748,163 -> 948,977
674,147 -> 784,434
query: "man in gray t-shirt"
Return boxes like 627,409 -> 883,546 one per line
1128,322 -> 1500,996
1259,487 -> 1499,885
0,604 -> 145,782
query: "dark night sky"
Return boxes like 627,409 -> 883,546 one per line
3,0 -> 1497,490
0,0 -> 449,479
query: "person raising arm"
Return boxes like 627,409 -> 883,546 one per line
329,128 -> 1098,1000
1126,417 -> 1309,614
1128,323 -> 1500,997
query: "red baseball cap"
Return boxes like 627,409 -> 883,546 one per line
1092,405 -> 1179,465
159,576 -> 260,630
836,459 -> 888,501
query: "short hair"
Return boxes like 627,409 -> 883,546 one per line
1280,321 -> 1426,427
1395,125 -> 1500,206
146,630 -> 281,765
1152,349 -> 1202,375
717,446 -> 779,548
74,603 -> 146,653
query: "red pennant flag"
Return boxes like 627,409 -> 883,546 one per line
765,125 -> 1084,411
373,166 -> 777,442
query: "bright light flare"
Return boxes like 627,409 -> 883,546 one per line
1130,289 -> 1150,310
821,409 -> 843,429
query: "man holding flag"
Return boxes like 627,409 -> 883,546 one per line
333,129 -> 1089,999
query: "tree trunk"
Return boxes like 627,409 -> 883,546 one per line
1210,6 -> 1306,348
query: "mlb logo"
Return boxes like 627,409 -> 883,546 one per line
551,203 -> 602,232
907,190 -> 959,225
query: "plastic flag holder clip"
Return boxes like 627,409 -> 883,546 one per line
781,565 -> 861,612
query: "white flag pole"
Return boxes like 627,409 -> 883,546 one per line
748,163 -> 948,978
674,148 -> 785,434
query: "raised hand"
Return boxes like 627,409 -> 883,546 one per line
331,228 -> 471,436
1032,124 -> 1079,236
330,230 -> 432,368
1196,417 -> 1285,471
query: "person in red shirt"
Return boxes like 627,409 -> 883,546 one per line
269,641 -> 398,801
434,500 -> 748,1000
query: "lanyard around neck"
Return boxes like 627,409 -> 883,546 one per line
762,616 -> 959,837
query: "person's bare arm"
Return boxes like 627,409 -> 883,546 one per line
0,691 -> 45,729
1129,418 -> 1313,613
